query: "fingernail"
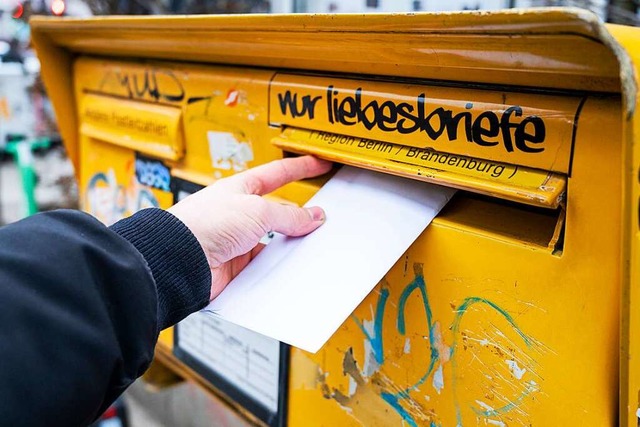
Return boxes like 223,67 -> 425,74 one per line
307,206 -> 325,222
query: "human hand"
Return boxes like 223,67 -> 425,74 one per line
168,156 -> 332,300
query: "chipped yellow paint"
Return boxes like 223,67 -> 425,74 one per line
32,9 -> 640,427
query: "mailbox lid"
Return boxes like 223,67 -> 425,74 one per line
31,8 -> 630,173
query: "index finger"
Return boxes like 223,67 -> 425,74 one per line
233,156 -> 332,195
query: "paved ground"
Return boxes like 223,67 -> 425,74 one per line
127,380 -> 251,427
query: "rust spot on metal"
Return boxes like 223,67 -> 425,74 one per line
332,389 -> 351,406
413,262 -> 424,277
343,347 -> 365,386
321,383 -> 332,399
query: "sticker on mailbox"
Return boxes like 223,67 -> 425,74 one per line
134,154 -> 171,192
206,131 -> 254,172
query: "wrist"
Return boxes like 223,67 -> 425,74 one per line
110,208 -> 211,330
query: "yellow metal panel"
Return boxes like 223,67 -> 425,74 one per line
605,24 -> 640,427
30,26 -> 78,170
286,96 -> 622,426
30,9 -> 622,93
435,195 -> 560,249
73,57 -> 282,178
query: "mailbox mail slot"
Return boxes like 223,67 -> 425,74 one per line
32,9 -> 640,427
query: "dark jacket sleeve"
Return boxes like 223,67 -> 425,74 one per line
0,208 -> 211,427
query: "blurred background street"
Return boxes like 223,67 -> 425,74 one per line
0,145 -> 75,224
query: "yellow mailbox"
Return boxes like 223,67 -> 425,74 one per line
31,9 -> 640,426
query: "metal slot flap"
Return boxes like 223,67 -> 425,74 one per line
80,94 -> 184,161
273,127 -> 566,209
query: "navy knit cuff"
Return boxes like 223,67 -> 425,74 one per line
110,208 -> 211,331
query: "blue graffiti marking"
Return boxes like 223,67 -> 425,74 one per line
350,264 -> 538,426
450,297 -> 533,349
450,296 -> 535,424
396,264 -> 438,397
381,391 -> 418,427
470,385 -> 535,418
135,157 -> 171,192
86,169 -> 160,224
352,286 -> 389,365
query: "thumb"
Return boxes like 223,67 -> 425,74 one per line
263,201 -> 326,236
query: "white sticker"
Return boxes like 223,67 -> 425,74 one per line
178,312 -> 281,413
207,131 -> 254,172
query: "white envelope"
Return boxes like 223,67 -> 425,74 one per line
205,166 -> 456,353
